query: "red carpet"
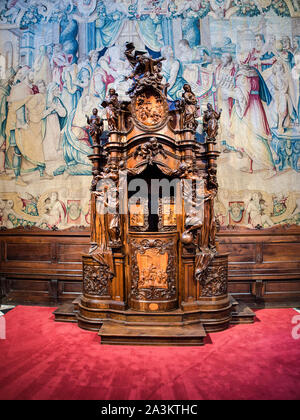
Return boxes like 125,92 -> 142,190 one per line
0,306 -> 300,400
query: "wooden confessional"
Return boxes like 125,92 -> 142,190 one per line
54,44 -> 254,345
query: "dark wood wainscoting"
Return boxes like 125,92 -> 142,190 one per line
0,228 -> 90,305
1,226 -> 300,308
218,226 -> 300,307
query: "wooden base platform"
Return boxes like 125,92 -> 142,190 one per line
99,322 -> 206,346
53,295 -> 255,346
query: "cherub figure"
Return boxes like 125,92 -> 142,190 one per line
134,137 -> 167,164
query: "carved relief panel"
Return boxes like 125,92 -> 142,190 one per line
129,233 -> 178,311
131,88 -> 169,131
158,197 -> 177,232
128,198 -> 149,232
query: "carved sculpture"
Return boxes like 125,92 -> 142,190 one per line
135,91 -> 165,126
106,187 -> 121,247
83,264 -> 112,296
124,42 -> 166,97
89,189 -> 114,273
134,136 -> 167,164
181,83 -> 199,131
203,103 -> 222,141
200,263 -> 228,297
130,238 -> 177,302
86,108 -> 103,145
101,88 -> 120,131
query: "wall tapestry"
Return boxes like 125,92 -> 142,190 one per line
0,0 -> 299,230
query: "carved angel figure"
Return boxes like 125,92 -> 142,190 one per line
124,42 -> 166,96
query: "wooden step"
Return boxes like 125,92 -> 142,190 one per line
73,297 -> 81,311
231,301 -> 256,324
53,303 -> 77,323
98,321 -> 207,346
230,295 -> 239,308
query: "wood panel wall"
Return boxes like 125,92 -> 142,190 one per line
218,226 -> 300,307
0,228 -> 89,305
1,226 -> 300,308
